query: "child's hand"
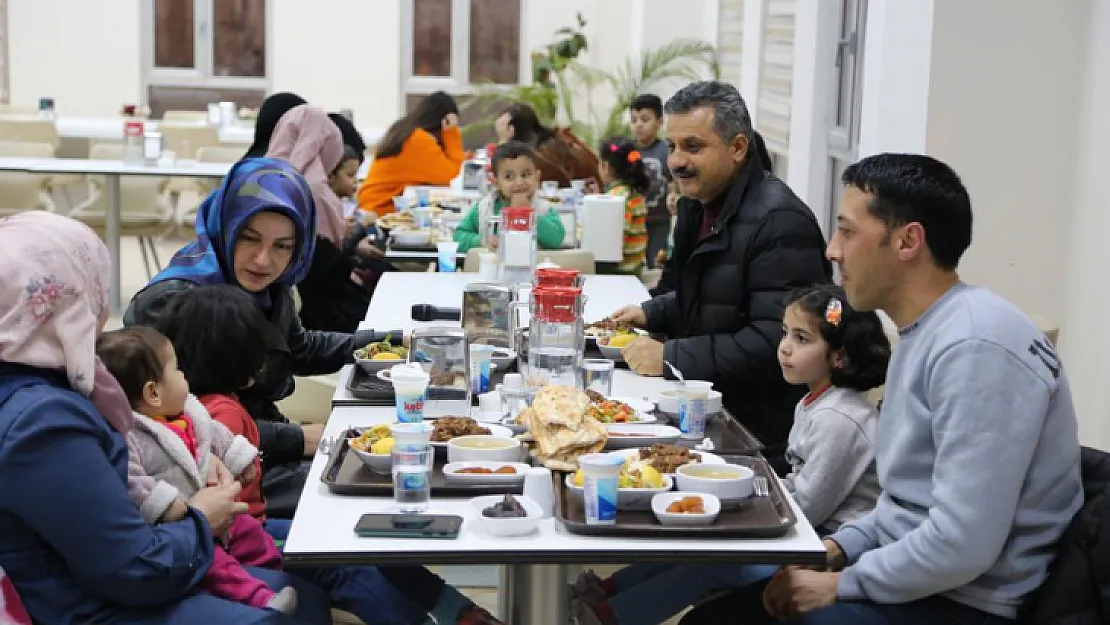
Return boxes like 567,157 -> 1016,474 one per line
206,454 -> 233,488
239,462 -> 259,486
159,498 -> 189,523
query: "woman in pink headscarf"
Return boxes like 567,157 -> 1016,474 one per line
266,104 -> 387,333
0,212 -> 331,624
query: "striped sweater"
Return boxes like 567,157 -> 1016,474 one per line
606,182 -> 648,275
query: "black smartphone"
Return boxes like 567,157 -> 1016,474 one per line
354,514 -> 463,539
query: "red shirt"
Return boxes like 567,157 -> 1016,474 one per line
697,194 -> 726,240
199,393 -> 266,521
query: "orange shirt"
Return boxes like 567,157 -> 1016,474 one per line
357,126 -> 464,215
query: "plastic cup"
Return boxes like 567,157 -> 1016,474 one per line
469,344 -> 496,394
678,381 -> 713,439
414,207 -> 433,228
580,359 -> 615,396
390,422 -> 433,448
437,241 -> 459,272
415,187 -> 431,207
578,453 -> 625,525
388,364 -> 431,423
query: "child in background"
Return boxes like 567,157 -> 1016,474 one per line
597,137 -> 650,275
571,284 -> 890,625
153,285 -> 506,625
453,140 -> 566,253
96,327 -> 297,615
629,94 -> 671,269
328,144 -> 361,201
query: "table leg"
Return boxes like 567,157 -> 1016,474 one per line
501,563 -> 567,625
105,174 -> 122,316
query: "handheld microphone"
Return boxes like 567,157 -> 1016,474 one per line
411,304 -> 462,322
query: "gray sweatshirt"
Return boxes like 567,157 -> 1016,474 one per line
782,386 -> 880,531
637,138 -> 671,223
831,283 -> 1083,618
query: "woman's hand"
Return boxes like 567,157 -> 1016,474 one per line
206,454 -> 233,487
442,113 -> 460,129
188,482 -> 248,535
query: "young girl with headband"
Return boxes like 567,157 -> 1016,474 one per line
597,137 -> 651,275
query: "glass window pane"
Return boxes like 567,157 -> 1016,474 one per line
154,0 -> 195,69
469,0 -> 520,84
213,0 -> 267,78
413,0 -> 453,77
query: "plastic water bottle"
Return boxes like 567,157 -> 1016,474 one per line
390,423 -> 432,513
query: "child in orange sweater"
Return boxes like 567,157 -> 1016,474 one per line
357,92 -> 464,216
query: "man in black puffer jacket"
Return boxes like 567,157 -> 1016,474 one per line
613,82 -> 831,471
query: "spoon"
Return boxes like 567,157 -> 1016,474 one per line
664,360 -> 686,386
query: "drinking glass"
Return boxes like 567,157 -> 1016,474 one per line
580,359 -> 615,396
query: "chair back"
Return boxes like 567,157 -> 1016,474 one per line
159,124 -> 220,158
0,141 -> 56,213
162,110 -> 208,123
536,249 -> 596,275
0,117 -> 60,149
79,143 -> 173,221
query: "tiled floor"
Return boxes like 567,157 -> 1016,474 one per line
116,237 -> 688,624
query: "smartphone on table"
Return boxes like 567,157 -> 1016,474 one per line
354,514 -> 463,539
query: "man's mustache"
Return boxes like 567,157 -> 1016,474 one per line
672,167 -> 696,177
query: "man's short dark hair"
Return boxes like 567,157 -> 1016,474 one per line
97,326 -> 169,407
152,285 -> 270,396
664,81 -> 754,144
841,153 -> 972,271
491,140 -> 539,175
630,94 -> 663,118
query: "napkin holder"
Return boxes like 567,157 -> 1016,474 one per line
409,326 -> 471,417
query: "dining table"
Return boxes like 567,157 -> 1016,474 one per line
283,272 -> 827,625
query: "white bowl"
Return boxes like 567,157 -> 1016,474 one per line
447,434 -> 523,463
470,494 -> 543,537
675,463 -> 754,504
350,446 -> 392,474
355,355 -> 406,375
443,461 -> 530,483
656,386 -> 724,415
652,492 -> 721,526
392,228 -> 431,247
597,344 -> 624,362
564,474 -> 674,510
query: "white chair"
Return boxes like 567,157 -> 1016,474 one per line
0,141 -> 58,217
159,124 -> 220,159
69,143 -> 177,279
162,110 -> 209,123
536,249 -> 596,274
173,144 -> 243,237
0,117 -> 61,149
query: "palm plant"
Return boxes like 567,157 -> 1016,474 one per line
463,18 -> 719,148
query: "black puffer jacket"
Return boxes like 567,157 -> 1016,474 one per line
642,159 -> 831,466
124,279 -> 387,516
1020,446 -> 1110,624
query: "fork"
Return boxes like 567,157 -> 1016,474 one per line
318,436 -> 338,456
753,475 -> 770,497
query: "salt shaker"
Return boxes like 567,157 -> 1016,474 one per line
523,466 -> 555,518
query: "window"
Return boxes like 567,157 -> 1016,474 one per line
823,0 -> 867,234
717,0 -> 746,86
756,0 -> 796,171
141,0 -> 270,117
402,0 -> 522,98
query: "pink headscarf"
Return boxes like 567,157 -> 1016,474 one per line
266,104 -> 346,244
0,212 -> 132,434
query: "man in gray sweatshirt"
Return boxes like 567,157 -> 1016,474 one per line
757,153 -> 1083,624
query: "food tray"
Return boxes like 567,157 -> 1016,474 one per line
388,242 -> 439,253
320,438 -> 524,496
345,366 -> 396,404
554,455 -> 795,538
652,409 -> 763,457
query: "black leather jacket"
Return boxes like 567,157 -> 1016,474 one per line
641,159 -> 831,464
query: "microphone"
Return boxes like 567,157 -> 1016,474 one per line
411,304 -> 461,322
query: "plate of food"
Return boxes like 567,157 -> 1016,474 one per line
391,227 -> 432,247
353,334 -> 408,374
429,415 -> 514,448
607,444 -> 725,475
565,458 -> 674,510
346,424 -> 396,474
583,391 -> 656,425
442,461 -> 530,484
604,424 -> 682,449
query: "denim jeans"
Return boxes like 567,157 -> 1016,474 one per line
607,563 -> 780,625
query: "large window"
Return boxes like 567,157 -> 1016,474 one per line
824,0 -> 867,235
142,0 -> 269,117
402,0 -> 522,98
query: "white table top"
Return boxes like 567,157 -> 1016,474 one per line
0,156 -> 231,178
46,115 -> 384,147
282,406 -> 827,567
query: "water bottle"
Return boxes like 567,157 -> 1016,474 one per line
390,423 -> 433,513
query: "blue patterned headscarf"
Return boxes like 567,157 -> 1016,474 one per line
149,158 -> 316,304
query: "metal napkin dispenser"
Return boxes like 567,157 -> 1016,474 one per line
409,326 -> 470,417
461,282 -> 515,349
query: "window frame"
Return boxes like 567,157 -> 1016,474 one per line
400,0 -> 527,103
140,0 -> 273,92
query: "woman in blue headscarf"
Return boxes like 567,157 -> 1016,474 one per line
123,158 -> 395,518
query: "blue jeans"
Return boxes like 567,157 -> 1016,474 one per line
264,519 -> 431,625
105,566 -> 332,624
677,580 -> 1015,625
607,564 -> 780,625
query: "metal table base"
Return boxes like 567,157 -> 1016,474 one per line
499,564 -> 569,625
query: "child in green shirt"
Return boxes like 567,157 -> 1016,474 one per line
453,140 -> 566,253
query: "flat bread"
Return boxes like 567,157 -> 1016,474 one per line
516,385 -> 607,471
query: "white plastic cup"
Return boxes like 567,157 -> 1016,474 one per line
390,421 -> 433,448
469,344 -> 496,394
524,466 -> 555,518
478,252 -> 500,281
678,381 -> 713,439
388,364 -> 431,423
437,241 -> 459,272
578,453 -> 625,525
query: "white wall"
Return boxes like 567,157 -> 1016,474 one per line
924,0 -> 1087,324
7,0 -> 141,116
1060,0 -> 1110,451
